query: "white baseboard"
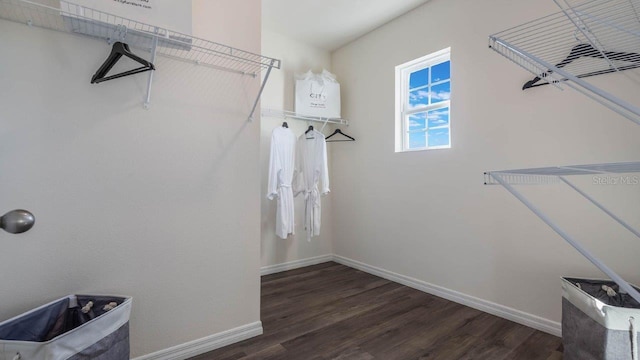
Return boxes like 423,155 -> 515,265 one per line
260,254 -> 334,276
332,255 -> 562,337
133,321 -> 263,360
139,253 -> 559,360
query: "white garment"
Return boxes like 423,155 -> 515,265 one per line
294,130 -> 330,241
267,127 -> 297,239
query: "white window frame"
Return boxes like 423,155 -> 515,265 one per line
395,47 -> 451,152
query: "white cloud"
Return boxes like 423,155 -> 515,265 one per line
428,109 -> 449,125
409,90 -> 429,102
431,90 -> 451,101
409,119 -> 423,128
409,114 -> 426,129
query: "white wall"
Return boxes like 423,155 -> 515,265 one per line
0,0 -> 261,357
331,0 -> 640,325
260,29 -> 334,267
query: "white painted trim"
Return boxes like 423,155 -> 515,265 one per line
133,321 -> 263,360
332,255 -> 562,337
260,254 -> 334,276
137,253 -> 559,360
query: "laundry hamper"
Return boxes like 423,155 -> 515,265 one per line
0,295 -> 132,360
562,277 -> 639,360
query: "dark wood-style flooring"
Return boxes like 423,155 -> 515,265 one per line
192,262 -> 563,360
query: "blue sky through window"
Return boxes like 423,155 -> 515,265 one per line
409,132 -> 427,149
409,89 -> 429,108
399,49 -> 451,151
409,68 -> 429,89
428,128 -> 450,147
431,82 -> 450,104
409,61 -> 451,108
427,108 -> 449,128
432,61 -> 450,82
409,113 -> 426,131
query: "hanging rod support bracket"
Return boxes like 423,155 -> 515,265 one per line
490,172 -> 640,304
559,176 -> 640,239
248,59 -> 275,122
143,27 -> 159,110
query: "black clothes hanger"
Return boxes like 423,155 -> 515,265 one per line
522,43 -> 640,90
91,42 -> 155,84
304,125 -> 315,139
326,129 -> 355,142
282,122 -> 288,128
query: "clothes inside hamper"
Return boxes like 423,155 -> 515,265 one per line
0,295 -> 127,342
566,277 -> 640,309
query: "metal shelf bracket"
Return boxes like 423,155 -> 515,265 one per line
485,162 -> 640,303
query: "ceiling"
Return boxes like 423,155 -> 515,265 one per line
262,0 -> 431,52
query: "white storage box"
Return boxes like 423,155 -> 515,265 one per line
295,69 -> 341,118
0,295 -> 132,360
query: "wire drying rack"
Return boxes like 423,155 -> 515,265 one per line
0,0 -> 281,117
489,0 -> 640,125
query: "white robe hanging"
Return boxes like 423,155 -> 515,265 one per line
294,129 -> 330,241
267,127 -> 297,239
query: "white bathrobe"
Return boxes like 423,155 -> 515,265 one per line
267,127 -> 297,239
294,130 -> 330,241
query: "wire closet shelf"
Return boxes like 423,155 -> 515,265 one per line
484,161 -> 640,303
261,109 -> 350,127
484,161 -> 640,185
0,0 -> 281,117
489,0 -> 640,125
487,0 -> 640,305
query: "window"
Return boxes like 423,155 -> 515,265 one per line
395,48 -> 451,152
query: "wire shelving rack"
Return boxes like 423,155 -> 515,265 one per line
489,0 -> 640,125
487,0 -> 640,304
485,162 -> 640,303
261,109 -> 349,128
0,0 -> 281,118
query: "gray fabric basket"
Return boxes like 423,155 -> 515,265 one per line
0,295 -> 132,360
562,277 -> 639,360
